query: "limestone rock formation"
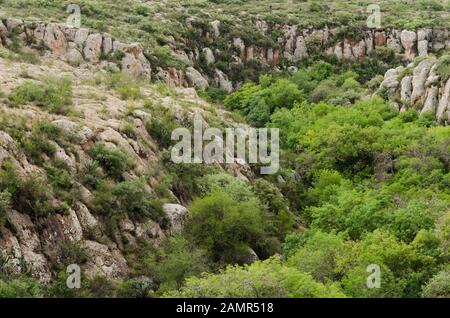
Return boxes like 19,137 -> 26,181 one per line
377,57 -> 450,124
186,67 -> 209,90
0,19 -> 151,79
401,30 -> 417,60
163,204 -> 189,234
0,17 -> 448,94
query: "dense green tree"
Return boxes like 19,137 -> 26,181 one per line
165,256 -> 346,298
187,191 -> 265,264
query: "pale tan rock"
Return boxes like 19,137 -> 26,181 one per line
44,23 -> 67,56
83,240 -> 128,279
437,79 -> 450,123
185,66 -> 209,90
203,47 -> 215,65
421,86 -> 439,114
74,28 -> 89,46
210,20 -> 221,38
121,43 -> 151,78
401,76 -> 412,103
84,33 -> 103,63
294,36 -> 308,60
411,58 -> 436,104
401,30 -> 417,60
163,203 -> 189,234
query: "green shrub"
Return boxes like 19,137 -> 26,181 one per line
8,78 -> 73,114
106,73 -> 143,100
165,256 -> 346,298
113,179 -> 165,222
59,241 -> 88,267
0,191 -> 11,226
81,159 -> 105,189
0,277 -> 44,298
87,143 -> 134,181
119,120 -> 136,139
45,163 -> 78,205
117,278 -> 153,298
141,235 -> 210,292
90,179 -> 165,223
286,230 -> 348,282
204,87 -> 228,103
436,55 -> 450,82
422,269 -> 450,298
15,172 -> 57,217
187,191 -> 265,264
145,113 -> 177,148
19,121 -> 65,165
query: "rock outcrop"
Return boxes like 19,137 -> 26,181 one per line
377,56 -> 450,124
0,19 -> 151,79
162,204 -> 189,234
1,18 -> 448,91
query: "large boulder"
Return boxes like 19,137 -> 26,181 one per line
5,210 -> 52,283
411,58 -> 436,104
352,40 -> 366,61
387,31 -> 402,53
214,69 -> 233,93
102,33 -> 113,56
210,20 -> 220,38
203,47 -> 215,65
83,33 -> 103,63
55,208 -> 84,242
51,119 -> 93,143
186,67 -> 209,90
380,68 -> 399,91
120,43 -> 152,78
43,23 -> 68,56
0,20 -> 7,34
400,76 -> 412,103
436,79 -> 450,123
293,36 -> 308,60
421,86 -> 439,114
74,28 -> 89,46
4,18 -> 23,33
82,240 -> 128,279
162,203 -> 189,233
66,46 -> 84,65
400,30 -> 417,60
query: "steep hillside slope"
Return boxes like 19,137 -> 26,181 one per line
0,1 -> 449,299
1,1 -> 449,92
0,41 -> 257,285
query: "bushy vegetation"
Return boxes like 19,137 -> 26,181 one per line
224,60 -> 402,127
8,78 -> 73,114
105,73 -> 143,100
86,143 -> 134,181
90,179 -> 165,223
165,256 -> 346,298
145,109 -> 178,148
0,0 -> 449,300
165,60 -> 449,298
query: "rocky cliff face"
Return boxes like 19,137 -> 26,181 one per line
1,18 -> 449,92
377,56 -> 450,124
159,20 -> 449,90
0,18 -> 151,78
0,44 -> 252,283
